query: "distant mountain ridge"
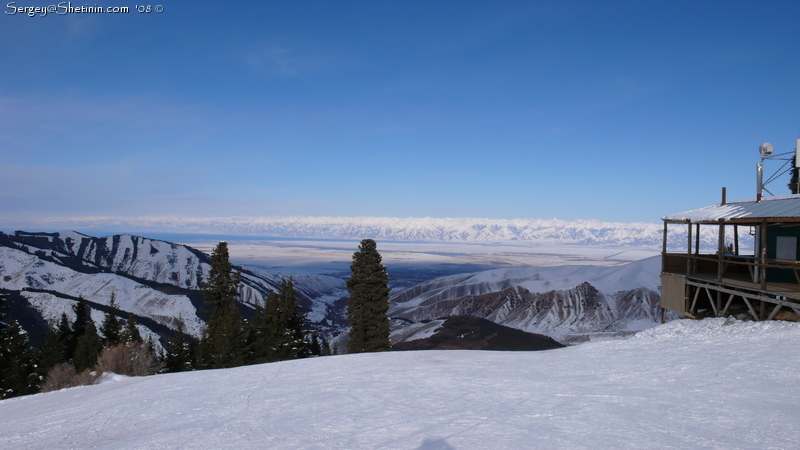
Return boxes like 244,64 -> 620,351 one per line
389,256 -> 663,342
0,231 -> 347,347
25,215 -> 730,248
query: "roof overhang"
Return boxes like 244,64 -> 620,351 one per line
663,194 -> 800,224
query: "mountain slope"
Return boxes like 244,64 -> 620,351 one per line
390,256 -> 663,341
0,231 -> 348,344
1,318 -> 798,449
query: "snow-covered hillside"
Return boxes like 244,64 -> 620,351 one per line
2,318 -> 798,449
0,245 -> 205,338
0,231 -> 349,343
390,256 -> 663,341
30,215 -> 735,249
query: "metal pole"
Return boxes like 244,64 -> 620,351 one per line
757,162 -> 763,201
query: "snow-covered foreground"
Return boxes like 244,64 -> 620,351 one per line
2,318 -> 799,449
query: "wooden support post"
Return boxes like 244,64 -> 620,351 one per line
734,225 -> 739,255
761,218 -> 768,290
662,221 -> 668,273
695,224 -> 700,255
687,221 -> 692,275
717,220 -> 725,281
694,223 -> 700,274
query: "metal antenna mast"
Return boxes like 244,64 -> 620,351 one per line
756,137 -> 800,201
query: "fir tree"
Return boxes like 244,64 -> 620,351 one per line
245,278 -> 307,364
121,312 -> 143,343
38,313 -> 73,373
100,293 -> 122,347
346,239 -> 391,353
73,321 -> 101,372
0,318 -> 40,398
243,301 -> 269,364
789,156 -> 799,194
0,292 -> 7,338
68,297 -> 90,360
56,313 -> 72,348
197,242 -> 244,369
307,329 -> 322,357
273,278 -> 307,360
164,317 -> 190,373
37,325 -> 67,375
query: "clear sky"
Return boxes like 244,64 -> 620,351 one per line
2,0 -> 799,226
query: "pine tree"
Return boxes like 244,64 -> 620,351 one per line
73,321 -> 101,372
307,329 -> 322,357
245,278 -> 307,364
121,312 -> 143,344
164,317 -> 190,373
56,313 -> 72,347
273,278 -> 307,360
100,293 -> 122,347
38,313 -> 73,372
243,301 -> 269,364
0,292 -> 7,338
68,297 -> 90,360
346,239 -> 391,353
37,325 -> 67,375
0,318 -> 40,398
789,156 -> 799,194
197,242 -> 244,369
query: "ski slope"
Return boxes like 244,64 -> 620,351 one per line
1,318 -> 799,449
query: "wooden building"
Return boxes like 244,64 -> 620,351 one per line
661,194 -> 800,321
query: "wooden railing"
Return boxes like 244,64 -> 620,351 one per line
662,253 -> 800,287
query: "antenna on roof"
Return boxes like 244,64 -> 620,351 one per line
756,138 -> 798,201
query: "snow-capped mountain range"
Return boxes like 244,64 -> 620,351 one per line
28,215 -> 734,249
390,256 -> 663,342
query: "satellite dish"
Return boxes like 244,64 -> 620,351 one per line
760,142 -> 774,157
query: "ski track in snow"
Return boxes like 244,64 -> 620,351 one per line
1,318 -> 798,449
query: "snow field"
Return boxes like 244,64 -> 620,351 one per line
1,318 -> 798,449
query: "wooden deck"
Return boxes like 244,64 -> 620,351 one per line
681,272 -> 800,320
688,273 -> 800,299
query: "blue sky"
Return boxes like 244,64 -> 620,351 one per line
2,0 -> 800,227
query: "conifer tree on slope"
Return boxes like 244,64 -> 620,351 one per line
198,241 -> 244,369
346,239 -> 391,353
38,320 -> 68,375
272,278 -> 307,360
100,293 -> 122,347
0,318 -> 40,398
121,312 -> 142,344
245,278 -> 306,364
73,321 -> 102,372
165,317 -> 190,373
38,312 -> 72,376
67,297 -> 90,360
